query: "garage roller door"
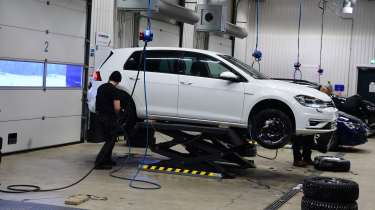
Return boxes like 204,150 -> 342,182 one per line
208,35 -> 232,55
138,17 -> 180,47
0,0 -> 86,153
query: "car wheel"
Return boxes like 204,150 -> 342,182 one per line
303,177 -> 359,203
118,94 -> 137,133
301,197 -> 358,210
250,109 -> 293,149
314,156 -> 351,172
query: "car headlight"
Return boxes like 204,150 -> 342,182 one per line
343,121 -> 360,130
295,95 -> 331,108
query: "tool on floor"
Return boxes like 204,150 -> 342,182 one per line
65,194 -> 108,206
263,184 -> 303,210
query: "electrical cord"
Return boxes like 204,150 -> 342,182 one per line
0,167 -> 95,194
256,149 -> 278,160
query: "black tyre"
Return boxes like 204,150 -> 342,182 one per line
118,91 -> 137,133
314,156 -> 351,172
250,109 -> 293,149
301,197 -> 358,210
303,177 -> 359,202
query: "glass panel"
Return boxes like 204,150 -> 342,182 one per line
145,51 -> 180,74
204,59 -> 230,79
46,63 -> 83,87
0,60 -> 44,87
181,52 -> 227,78
218,55 -> 269,79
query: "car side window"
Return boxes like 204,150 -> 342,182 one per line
124,51 -> 141,70
124,51 -> 180,74
180,52 -> 232,79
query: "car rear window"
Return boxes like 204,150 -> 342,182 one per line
124,50 -> 181,74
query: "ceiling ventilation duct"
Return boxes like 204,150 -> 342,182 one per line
225,22 -> 248,39
195,4 -> 248,38
116,0 -> 199,25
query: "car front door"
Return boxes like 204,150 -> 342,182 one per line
123,50 -> 181,117
178,52 -> 245,123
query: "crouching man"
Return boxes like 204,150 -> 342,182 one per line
94,71 -> 122,170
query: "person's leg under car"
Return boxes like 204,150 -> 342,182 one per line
292,135 -> 307,167
302,135 -> 315,165
95,115 -> 117,169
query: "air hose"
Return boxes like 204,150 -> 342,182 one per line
252,0 -> 262,72
317,0 -> 327,83
294,0 -> 303,80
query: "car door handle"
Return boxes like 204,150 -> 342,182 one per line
180,81 -> 192,85
129,77 -> 140,81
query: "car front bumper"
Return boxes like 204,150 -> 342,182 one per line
295,106 -> 338,135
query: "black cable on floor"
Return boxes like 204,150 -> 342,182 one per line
257,149 -> 278,160
0,167 -> 95,194
109,153 -> 161,190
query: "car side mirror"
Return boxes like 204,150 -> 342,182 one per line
219,71 -> 240,82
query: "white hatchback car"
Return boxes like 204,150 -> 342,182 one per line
88,47 -> 338,149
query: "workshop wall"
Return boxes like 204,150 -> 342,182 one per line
237,0 -> 375,96
0,0 -> 86,153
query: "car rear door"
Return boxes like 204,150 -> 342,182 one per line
123,50 -> 181,117
177,52 -> 245,123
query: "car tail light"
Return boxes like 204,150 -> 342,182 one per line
93,70 -> 102,81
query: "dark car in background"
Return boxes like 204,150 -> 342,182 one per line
273,78 -> 369,148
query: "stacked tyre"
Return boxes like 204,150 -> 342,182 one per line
302,177 -> 359,210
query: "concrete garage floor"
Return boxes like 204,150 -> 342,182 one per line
0,136 -> 374,210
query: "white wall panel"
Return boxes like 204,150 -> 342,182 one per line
0,0 -> 86,153
0,116 -> 81,153
182,2 -> 196,49
115,12 -> 135,48
0,0 -> 86,63
0,25 -> 46,61
347,0 -> 375,95
208,35 -> 232,55
89,0 -> 115,72
138,17 -> 180,47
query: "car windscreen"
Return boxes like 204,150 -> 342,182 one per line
218,55 -> 269,79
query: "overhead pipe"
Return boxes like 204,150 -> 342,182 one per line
159,0 -> 199,25
225,22 -> 248,39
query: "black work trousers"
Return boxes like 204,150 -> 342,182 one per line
292,135 -> 315,162
95,114 -> 118,165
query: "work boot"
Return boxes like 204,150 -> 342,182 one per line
293,160 -> 307,167
304,158 -> 314,165
94,163 -> 113,170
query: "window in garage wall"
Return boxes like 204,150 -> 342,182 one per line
46,63 -> 83,88
0,60 -> 83,88
0,60 -> 44,87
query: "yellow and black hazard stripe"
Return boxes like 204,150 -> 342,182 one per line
142,165 -> 222,178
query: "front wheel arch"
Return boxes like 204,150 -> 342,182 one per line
249,99 -> 296,132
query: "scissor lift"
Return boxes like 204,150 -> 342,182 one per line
136,121 -> 257,178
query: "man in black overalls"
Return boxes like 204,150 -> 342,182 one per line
94,71 -> 122,170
